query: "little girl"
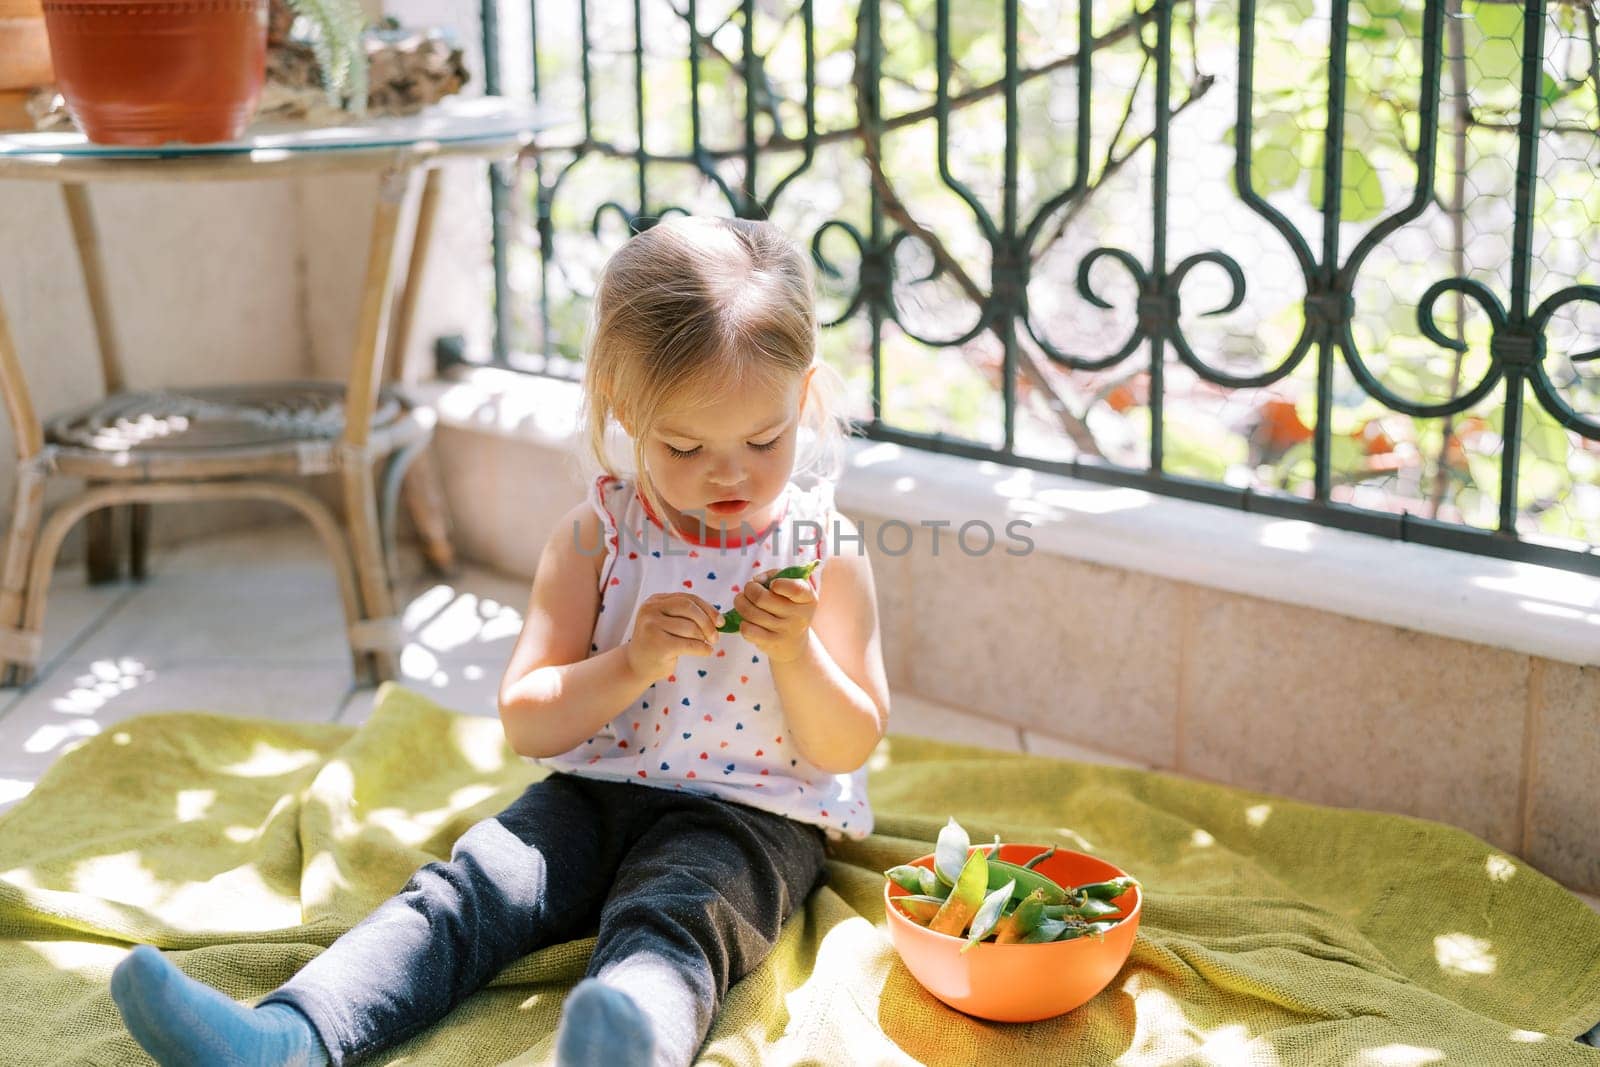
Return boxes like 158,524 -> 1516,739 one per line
109,216 -> 891,1067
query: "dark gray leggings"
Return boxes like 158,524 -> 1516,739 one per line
260,773 -> 828,1067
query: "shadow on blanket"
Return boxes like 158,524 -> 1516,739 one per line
1,684 -> 1597,1065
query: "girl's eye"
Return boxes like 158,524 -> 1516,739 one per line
749,437 -> 782,452
665,444 -> 700,459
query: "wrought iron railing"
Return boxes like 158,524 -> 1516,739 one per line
478,0 -> 1600,575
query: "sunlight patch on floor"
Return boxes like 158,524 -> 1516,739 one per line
407,585 -> 523,655
49,659 -> 154,717
24,718 -> 98,755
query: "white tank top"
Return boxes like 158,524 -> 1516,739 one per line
535,474 -> 873,841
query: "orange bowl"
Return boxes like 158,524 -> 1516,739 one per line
883,843 -> 1141,1023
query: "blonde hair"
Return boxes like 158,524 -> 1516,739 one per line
580,216 -> 848,520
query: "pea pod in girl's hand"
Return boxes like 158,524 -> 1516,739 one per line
716,560 -> 821,634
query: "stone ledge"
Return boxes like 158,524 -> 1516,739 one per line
414,366 -> 1600,668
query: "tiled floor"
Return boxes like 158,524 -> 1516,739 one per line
0,524 -> 1125,797
0,523 -> 1595,919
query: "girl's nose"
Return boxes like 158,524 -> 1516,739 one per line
708,459 -> 743,488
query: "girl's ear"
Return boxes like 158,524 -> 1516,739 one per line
799,364 -> 818,419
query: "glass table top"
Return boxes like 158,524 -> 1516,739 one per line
0,96 -> 550,161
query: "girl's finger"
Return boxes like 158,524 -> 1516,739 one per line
768,578 -> 816,604
664,634 -> 715,658
732,587 -> 760,616
659,596 -> 720,641
733,596 -> 786,631
653,615 -> 713,645
682,594 -> 724,633
738,619 -> 780,644
742,580 -> 778,612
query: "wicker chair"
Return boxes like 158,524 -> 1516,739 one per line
9,382 -> 435,684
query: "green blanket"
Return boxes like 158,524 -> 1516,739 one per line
2,685 -> 1597,1065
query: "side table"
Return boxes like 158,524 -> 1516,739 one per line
0,97 -> 545,684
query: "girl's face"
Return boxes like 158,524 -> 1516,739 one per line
644,369 -> 806,543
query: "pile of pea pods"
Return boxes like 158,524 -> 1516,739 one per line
885,818 -> 1139,952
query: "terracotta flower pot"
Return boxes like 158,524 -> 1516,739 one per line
41,0 -> 268,145
0,0 -> 55,91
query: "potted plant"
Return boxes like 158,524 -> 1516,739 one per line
272,0 -> 368,115
40,0 -> 365,145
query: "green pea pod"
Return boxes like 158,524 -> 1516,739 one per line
1050,921 -> 1095,943
1019,917 -> 1071,944
892,894 -> 946,925
929,847 -> 988,937
1021,846 -> 1056,871
1084,920 -> 1120,936
1073,876 -> 1138,901
1042,899 -> 1125,922
716,560 -> 821,633
1072,898 -> 1124,921
993,887 -> 1049,944
985,857 -> 1068,905
934,817 -> 971,888
885,865 -> 929,895
961,879 -> 1015,954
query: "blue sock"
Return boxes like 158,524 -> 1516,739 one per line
555,978 -> 656,1067
111,945 -> 329,1067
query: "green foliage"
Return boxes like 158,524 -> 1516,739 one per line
506,0 -> 1600,547
288,0 -> 369,114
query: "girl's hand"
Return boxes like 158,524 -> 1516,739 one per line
625,593 -> 720,681
732,567 -> 820,663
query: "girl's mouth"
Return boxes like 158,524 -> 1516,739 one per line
707,499 -> 749,516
